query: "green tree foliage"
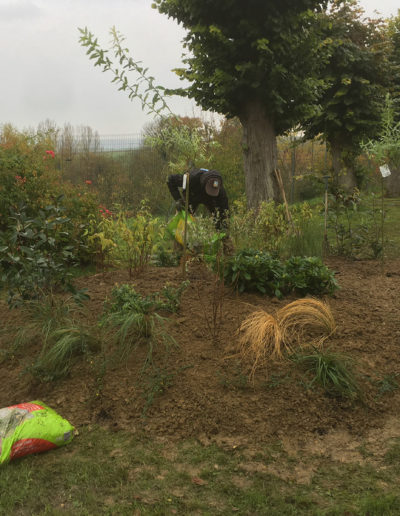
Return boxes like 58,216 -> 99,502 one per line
208,118 -> 245,204
144,115 -> 218,173
361,94 -> 400,174
385,12 -> 400,121
153,0 -> 330,207
303,0 -> 389,190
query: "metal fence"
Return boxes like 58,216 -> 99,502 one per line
56,133 -> 333,203
56,132 -> 395,208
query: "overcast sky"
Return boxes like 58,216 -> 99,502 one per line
1,0 -> 399,136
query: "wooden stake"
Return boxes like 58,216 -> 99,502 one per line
274,168 -> 297,234
182,173 -> 190,278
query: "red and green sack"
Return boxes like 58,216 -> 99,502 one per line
0,401 -> 74,465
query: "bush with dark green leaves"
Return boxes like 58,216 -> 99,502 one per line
222,249 -> 338,297
282,256 -> 338,296
0,201 -> 89,306
222,249 -> 284,296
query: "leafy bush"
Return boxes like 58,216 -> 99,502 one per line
88,203 -> 165,275
229,200 -> 315,257
222,249 -> 338,297
0,201 -> 89,306
327,190 -> 384,259
152,246 -> 180,267
159,281 -> 190,313
0,128 -> 56,226
186,214 -> 225,257
282,256 -> 338,296
223,249 -> 284,296
294,174 -> 325,201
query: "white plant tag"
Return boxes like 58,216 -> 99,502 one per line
182,174 -> 187,189
379,165 -> 391,178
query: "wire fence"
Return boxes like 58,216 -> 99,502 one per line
56,133 -> 332,204
55,132 -> 398,210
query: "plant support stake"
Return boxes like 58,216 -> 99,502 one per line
182,173 -> 190,278
379,165 -> 390,272
323,175 -> 330,255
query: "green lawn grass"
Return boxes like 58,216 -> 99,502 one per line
2,426 -> 400,515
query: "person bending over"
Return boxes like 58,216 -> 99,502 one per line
167,168 -> 229,230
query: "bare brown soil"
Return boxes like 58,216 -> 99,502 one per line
1,257 -> 400,449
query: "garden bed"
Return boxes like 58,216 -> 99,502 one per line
1,256 -> 400,446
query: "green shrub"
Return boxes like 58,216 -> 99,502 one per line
222,249 -> 338,297
229,200 -> 315,257
294,174 -> 325,201
0,126 -> 101,264
327,190 -> 384,259
223,249 -> 284,296
152,246 -> 180,267
0,201 -> 90,306
282,256 -> 339,296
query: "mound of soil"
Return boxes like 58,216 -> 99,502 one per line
1,257 -> 400,445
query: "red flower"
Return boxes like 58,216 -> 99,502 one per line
85,180 -> 92,185
45,150 -> 55,158
15,175 -> 26,185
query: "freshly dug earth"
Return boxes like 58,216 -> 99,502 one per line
1,257 -> 400,446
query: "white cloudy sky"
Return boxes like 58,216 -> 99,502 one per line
0,0 -> 399,136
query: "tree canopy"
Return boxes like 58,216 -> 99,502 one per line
303,0 -> 389,189
154,0 -> 329,133
153,0 -> 331,206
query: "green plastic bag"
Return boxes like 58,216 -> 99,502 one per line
0,401 -> 74,465
167,210 -> 194,245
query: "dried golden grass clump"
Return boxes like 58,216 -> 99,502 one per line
237,311 -> 283,379
237,298 -> 336,380
278,298 -> 336,347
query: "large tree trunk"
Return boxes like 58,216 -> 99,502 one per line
330,142 -> 357,192
239,100 -> 280,208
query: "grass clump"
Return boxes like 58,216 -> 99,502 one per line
278,298 -> 336,347
100,282 -> 188,361
1,294 -> 99,381
237,310 -> 284,379
236,298 -> 336,380
29,323 -> 100,381
1,295 -> 76,355
280,216 -> 324,259
292,348 -> 361,400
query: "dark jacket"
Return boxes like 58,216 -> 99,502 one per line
167,168 -> 229,229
